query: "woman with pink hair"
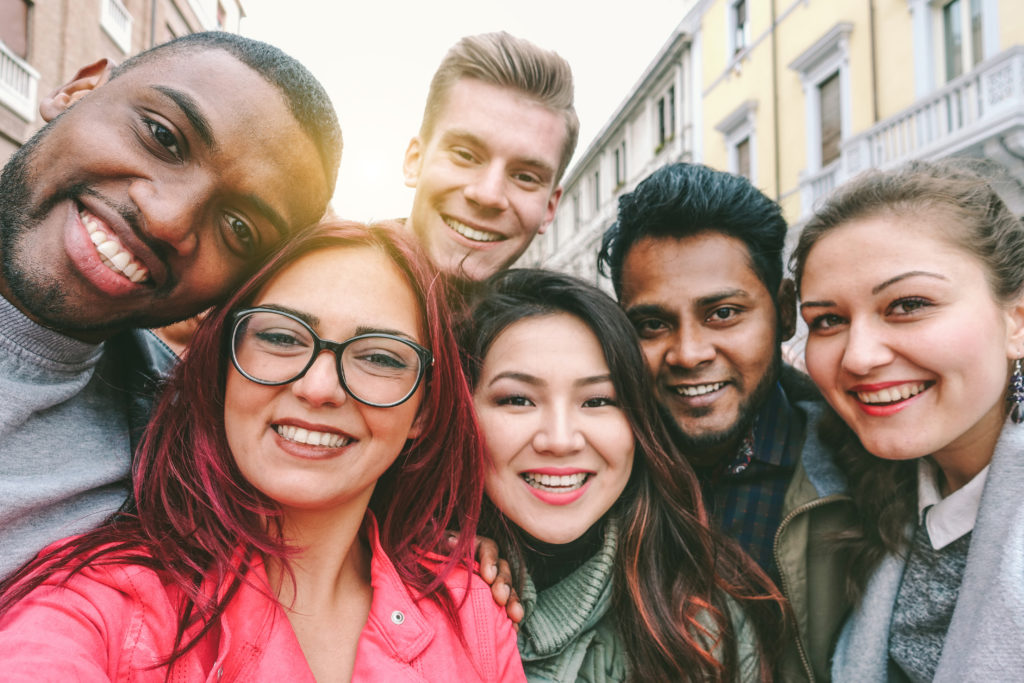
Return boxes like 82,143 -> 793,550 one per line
0,220 -> 524,681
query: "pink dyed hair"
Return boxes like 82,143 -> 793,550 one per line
0,219 -> 484,664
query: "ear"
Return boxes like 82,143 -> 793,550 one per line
1005,295 -> 1024,360
537,186 -> 563,236
40,59 -> 112,122
776,278 -> 797,342
403,136 -> 423,188
406,405 -> 428,441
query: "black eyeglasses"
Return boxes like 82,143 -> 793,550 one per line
230,307 -> 433,408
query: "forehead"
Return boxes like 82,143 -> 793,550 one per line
107,49 -> 331,234
802,214 -> 982,290
487,313 -> 606,370
621,233 -> 769,306
254,246 -> 423,336
430,79 -> 565,165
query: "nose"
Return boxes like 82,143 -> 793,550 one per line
840,319 -> 894,376
532,405 -> 585,455
290,350 -> 348,407
463,163 -> 510,212
127,173 -> 208,257
664,325 -> 716,369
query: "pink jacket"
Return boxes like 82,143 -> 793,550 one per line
0,517 -> 525,682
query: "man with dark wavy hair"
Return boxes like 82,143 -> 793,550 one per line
0,32 -> 341,578
600,162 -> 853,682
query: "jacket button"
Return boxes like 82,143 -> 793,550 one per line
390,610 -> 405,624
217,667 -> 224,679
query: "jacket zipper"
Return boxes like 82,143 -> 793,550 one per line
772,493 -> 852,683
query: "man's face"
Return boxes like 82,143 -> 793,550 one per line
620,233 -> 782,463
0,49 -> 331,340
403,78 -> 564,281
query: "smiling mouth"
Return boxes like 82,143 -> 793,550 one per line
80,207 -> 150,284
672,382 -> 726,397
274,424 -> 352,448
521,472 -> 590,492
443,216 -> 504,243
854,382 -> 929,405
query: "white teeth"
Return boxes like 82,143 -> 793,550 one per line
674,382 -> 725,397
444,217 -> 503,243
856,382 -> 927,405
275,424 -> 351,448
80,209 -> 150,284
522,472 -> 588,491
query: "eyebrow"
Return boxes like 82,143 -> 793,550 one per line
695,288 -> 750,308
624,303 -> 673,319
801,270 -> 950,311
253,308 -> 417,342
443,129 -> 557,179
871,270 -> 948,295
486,371 -> 613,388
152,86 -> 215,149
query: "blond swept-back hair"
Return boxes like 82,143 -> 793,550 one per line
420,31 -> 579,184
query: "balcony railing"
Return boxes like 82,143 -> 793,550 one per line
101,0 -> 133,53
801,45 -> 1024,216
0,40 -> 39,122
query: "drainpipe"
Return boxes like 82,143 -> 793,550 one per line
869,0 -> 879,122
771,0 -> 781,200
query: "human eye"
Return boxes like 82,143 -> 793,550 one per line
512,170 -> 543,186
582,395 -> 618,408
358,351 -> 408,370
887,296 -> 933,317
806,312 -> 846,333
632,317 -> 669,339
221,212 -> 260,258
705,306 -> 741,325
143,118 -> 182,161
495,394 -> 534,407
450,147 -> 477,164
253,327 -> 308,353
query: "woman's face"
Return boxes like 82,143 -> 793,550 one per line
224,246 -> 426,516
474,313 -> 635,544
800,213 -> 1024,468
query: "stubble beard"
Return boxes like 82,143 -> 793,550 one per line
0,129 -> 74,326
667,347 -> 782,461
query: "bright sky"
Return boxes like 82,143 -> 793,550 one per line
240,0 -> 691,222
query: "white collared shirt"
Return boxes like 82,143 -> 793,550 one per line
917,457 -> 989,550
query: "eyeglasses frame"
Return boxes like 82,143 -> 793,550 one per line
229,306 -> 433,408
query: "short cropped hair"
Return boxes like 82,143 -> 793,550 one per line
420,31 -> 578,184
112,31 -> 342,191
599,162 -> 788,300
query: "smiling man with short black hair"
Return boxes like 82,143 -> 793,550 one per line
0,32 -> 341,578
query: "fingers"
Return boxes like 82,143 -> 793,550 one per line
474,535 -> 501,585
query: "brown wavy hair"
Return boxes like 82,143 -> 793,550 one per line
461,268 -> 788,682
790,159 -> 1024,599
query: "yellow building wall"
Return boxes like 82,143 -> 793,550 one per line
998,0 -> 1024,50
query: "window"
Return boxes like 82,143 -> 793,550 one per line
614,140 -> 627,187
730,0 -> 750,56
789,23 -> 852,171
593,170 -> 601,212
716,100 -> 756,182
943,0 -> 985,81
735,137 -> 751,180
656,85 -> 676,151
0,0 -> 30,59
100,0 -> 133,54
818,72 -> 841,166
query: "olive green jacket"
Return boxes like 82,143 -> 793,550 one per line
775,400 -> 857,682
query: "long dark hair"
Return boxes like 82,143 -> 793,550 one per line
460,268 -> 787,682
790,159 -> 1024,600
0,219 -> 484,668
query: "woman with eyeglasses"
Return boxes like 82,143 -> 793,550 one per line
0,220 -> 525,682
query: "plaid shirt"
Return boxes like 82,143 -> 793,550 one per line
694,382 -> 804,579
